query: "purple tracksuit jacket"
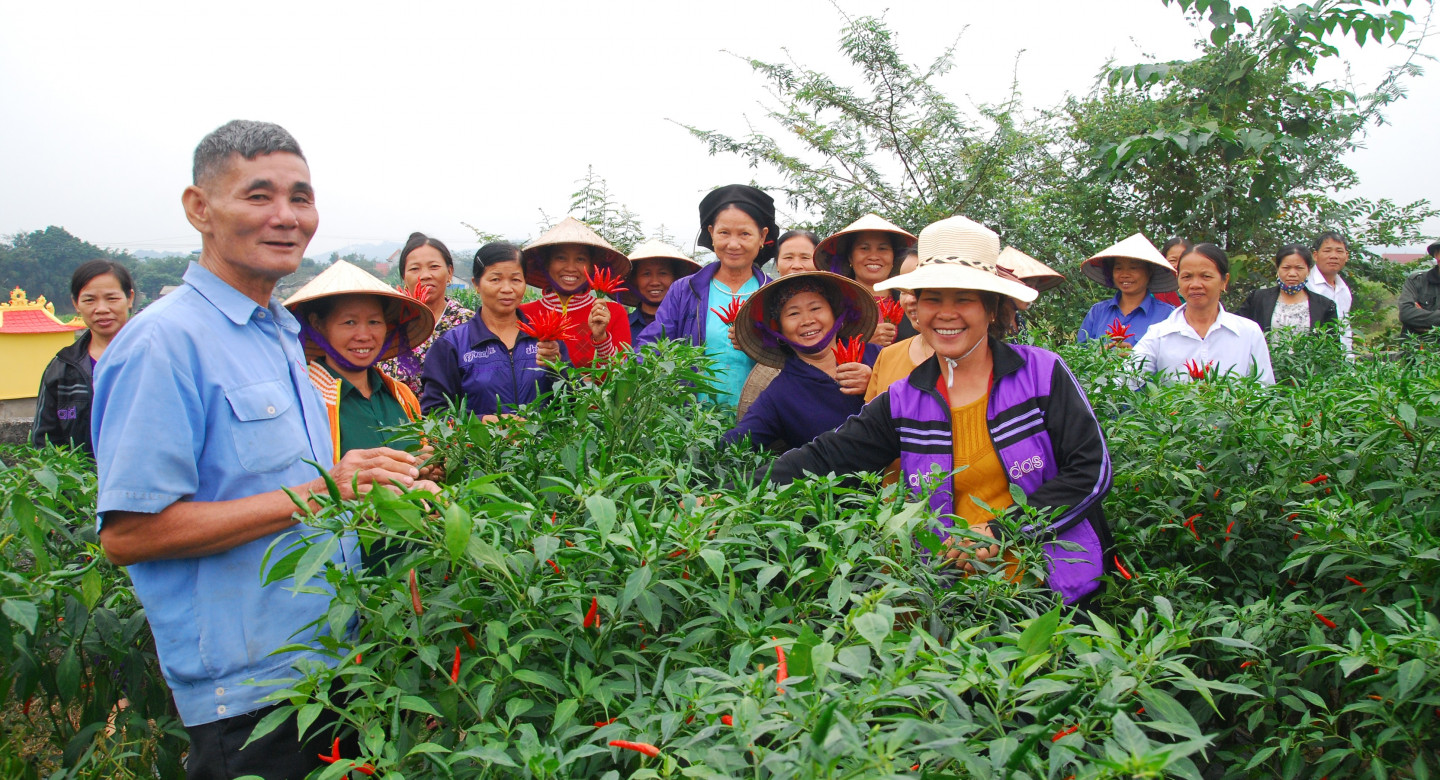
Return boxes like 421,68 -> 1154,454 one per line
767,339 -> 1114,604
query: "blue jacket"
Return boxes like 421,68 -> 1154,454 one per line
419,311 -> 566,416
722,343 -> 881,451
1077,293 -> 1174,346
635,262 -> 770,349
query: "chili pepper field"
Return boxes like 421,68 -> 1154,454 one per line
1,334 -> 1438,779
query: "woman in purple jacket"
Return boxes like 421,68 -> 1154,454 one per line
765,216 -> 1114,606
723,272 -> 880,452
420,242 -> 565,418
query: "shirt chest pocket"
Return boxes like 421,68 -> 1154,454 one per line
224,379 -> 309,474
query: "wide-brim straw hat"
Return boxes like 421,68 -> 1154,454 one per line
818,213 -> 918,276
874,216 -> 1039,304
617,239 -> 703,308
1080,233 -> 1179,294
520,216 -> 632,290
997,247 -> 1066,293
733,271 -> 879,368
284,260 -> 437,363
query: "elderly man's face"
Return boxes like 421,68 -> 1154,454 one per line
193,152 -> 318,285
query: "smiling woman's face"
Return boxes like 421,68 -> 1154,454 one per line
546,244 -> 593,291
777,291 -> 836,351
848,231 -> 895,286
313,294 -> 388,370
707,206 -> 766,272
916,288 -> 990,360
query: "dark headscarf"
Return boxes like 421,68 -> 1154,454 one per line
697,184 -> 780,264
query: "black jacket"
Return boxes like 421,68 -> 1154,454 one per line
1398,265 -> 1440,336
1234,286 -> 1338,333
30,331 -> 95,457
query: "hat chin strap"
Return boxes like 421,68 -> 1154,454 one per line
942,334 -> 987,387
544,268 -> 590,297
756,309 -> 854,356
301,319 -> 405,373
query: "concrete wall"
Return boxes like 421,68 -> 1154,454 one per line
0,396 -> 35,445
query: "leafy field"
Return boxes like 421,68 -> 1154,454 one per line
2,335 -> 1439,779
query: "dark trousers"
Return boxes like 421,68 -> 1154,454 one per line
184,702 -> 357,780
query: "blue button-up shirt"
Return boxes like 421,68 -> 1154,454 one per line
92,262 -> 352,727
1076,292 -> 1175,346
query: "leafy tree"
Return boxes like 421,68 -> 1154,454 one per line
560,166 -> 647,254
0,227 -> 132,314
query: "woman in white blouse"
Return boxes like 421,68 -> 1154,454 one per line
1130,243 -> 1274,385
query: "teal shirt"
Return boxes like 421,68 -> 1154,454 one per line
704,277 -> 760,409
321,363 -> 415,454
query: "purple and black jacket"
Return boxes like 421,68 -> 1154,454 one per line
767,338 -> 1114,604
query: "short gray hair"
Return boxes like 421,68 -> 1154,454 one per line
192,120 -> 306,185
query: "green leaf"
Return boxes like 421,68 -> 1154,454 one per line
1395,658 -> 1426,700
398,695 -> 442,717
291,534 -> 339,590
240,706 -> 296,750
853,611 -> 890,652
80,566 -> 102,611
1016,607 -> 1062,657
585,495 -> 617,541
1,599 -> 39,634
617,564 -> 652,616
699,548 -> 726,582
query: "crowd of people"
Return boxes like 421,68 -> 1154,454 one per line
21,119 -> 1440,779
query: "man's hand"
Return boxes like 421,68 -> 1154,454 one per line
588,302 -> 611,342
834,362 -> 872,396
321,447 -> 436,500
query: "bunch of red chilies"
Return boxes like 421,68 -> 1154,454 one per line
1183,359 -> 1214,380
585,267 -> 627,297
517,309 -> 574,343
831,336 -> 867,365
710,297 -> 744,325
1104,320 -> 1133,342
876,297 -> 906,325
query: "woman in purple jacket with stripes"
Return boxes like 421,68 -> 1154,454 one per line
765,215 -> 1114,606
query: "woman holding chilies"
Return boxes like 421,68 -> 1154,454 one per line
32,260 -> 136,457
1234,244 -> 1339,337
380,232 -> 472,395
421,242 -> 566,418
761,215 -> 1114,607
1131,243 -> 1274,384
517,217 -> 631,370
819,213 -> 917,348
723,272 -> 880,452
1076,234 -> 1177,348
635,184 -> 775,409
619,239 -> 701,335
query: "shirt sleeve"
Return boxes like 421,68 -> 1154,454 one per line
1076,303 -> 1101,344
1250,329 -> 1275,385
635,287 -> 687,350
1126,329 -> 1160,388
594,302 -> 631,359
1022,358 -> 1112,535
722,387 -> 784,449
418,333 -> 462,414
766,392 -> 902,486
93,330 -> 204,523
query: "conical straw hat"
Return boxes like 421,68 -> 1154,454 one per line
1080,233 -> 1178,293
733,271 -> 879,368
618,240 -> 703,308
284,260 -> 437,362
875,215 -> 1038,303
818,214 -> 918,276
997,247 -> 1066,293
520,216 -> 631,290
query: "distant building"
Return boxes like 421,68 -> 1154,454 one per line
0,287 -> 85,401
1383,253 -> 1428,264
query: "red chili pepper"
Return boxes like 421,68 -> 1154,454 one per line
409,569 -> 424,616
1051,725 -> 1079,742
1213,488 -> 1222,499
593,718 -> 617,727
355,652 -> 363,664
831,336 -> 867,365
1113,555 -> 1133,580
877,297 -> 906,325
318,737 -> 343,764
1288,513 -> 1299,521
450,646 -> 462,684
583,597 -> 600,629
1225,521 -> 1235,541
585,267 -> 628,297
773,636 -> 788,693
565,539 -> 575,547
1303,474 -> 1330,485
609,740 -> 661,757
1302,419 -> 1313,428
546,559 -> 562,576
1240,661 -> 1254,669
682,568 -> 690,580
1135,706 -> 1145,715
1104,320 -> 1134,342
517,309 -> 575,343
1344,576 -> 1367,592
22,695 -> 32,715
461,627 -> 477,651
1313,611 -> 1337,629
668,549 -> 687,558
911,764 -> 921,772
721,714 -> 734,726
550,512 -> 557,525
1292,532 -> 1301,541
1183,359 -> 1213,380
1183,514 -> 1201,540
710,297 -> 744,324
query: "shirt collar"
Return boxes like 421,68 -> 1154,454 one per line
182,261 -> 299,332
1111,291 -> 1153,314
319,360 -> 379,399
1161,303 -> 1243,339
1306,264 -> 1347,292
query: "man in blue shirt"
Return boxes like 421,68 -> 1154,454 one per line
93,120 -> 438,780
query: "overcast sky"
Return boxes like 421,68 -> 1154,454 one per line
2,0 -> 1435,260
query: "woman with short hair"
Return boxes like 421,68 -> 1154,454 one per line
32,259 -> 136,456
775,230 -> 822,277
381,232 -> 473,395
724,272 -> 879,452
1235,244 -> 1339,335
1077,234 -> 1178,347
1131,243 -> 1274,384
421,242 -> 566,418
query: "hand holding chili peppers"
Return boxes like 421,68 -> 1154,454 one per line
517,309 -> 574,344
585,267 -> 627,298
1104,320 -> 1134,343
876,297 -> 906,326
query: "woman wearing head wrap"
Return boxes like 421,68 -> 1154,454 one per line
381,232 -> 473,395
635,184 -> 776,409
1076,234 -> 1178,347
517,217 -> 632,369
620,240 -> 701,334
421,242 -> 567,418
818,214 -> 918,348
758,215 -> 1114,608
723,272 -> 879,451
285,260 -> 435,464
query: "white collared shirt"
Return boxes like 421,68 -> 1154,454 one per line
1306,264 -> 1353,350
1129,303 -> 1275,386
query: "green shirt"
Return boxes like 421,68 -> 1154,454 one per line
321,363 -> 415,454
